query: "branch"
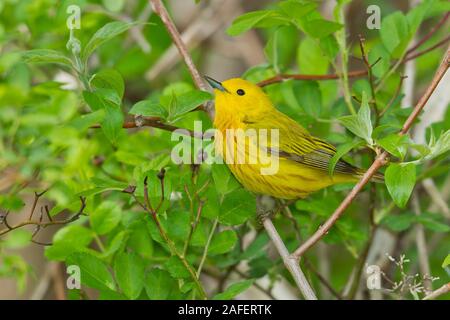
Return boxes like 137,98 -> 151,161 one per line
406,12 -> 449,54
262,218 -> 317,300
257,69 -> 368,87
149,0 -> 205,90
423,282 -> 450,300
0,196 -> 87,241
291,47 -> 449,260
90,117 -> 200,138
258,13 -> 449,88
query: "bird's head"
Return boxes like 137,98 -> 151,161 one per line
205,76 -> 274,121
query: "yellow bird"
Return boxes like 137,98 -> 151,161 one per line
205,76 -> 383,200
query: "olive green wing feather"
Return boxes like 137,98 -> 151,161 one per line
245,110 -> 359,176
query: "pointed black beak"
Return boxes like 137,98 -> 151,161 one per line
204,75 -> 226,92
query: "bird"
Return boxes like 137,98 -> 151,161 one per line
205,76 -> 384,200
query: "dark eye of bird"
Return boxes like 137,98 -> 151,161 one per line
236,89 -> 245,96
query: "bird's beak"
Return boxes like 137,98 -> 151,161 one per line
204,75 -> 226,92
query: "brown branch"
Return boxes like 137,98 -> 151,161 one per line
90,117 -> 201,138
358,34 -> 379,125
379,75 -> 408,116
406,12 -> 449,54
291,48 -> 449,260
423,282 -> 450,300
257,69 -> 368,87
403,34 -> 450,62
150,0 -> 206,91
28,190 -> 47,220
0,197 -> 87,238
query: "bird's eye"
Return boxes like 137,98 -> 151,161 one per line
236,89 -> 245,96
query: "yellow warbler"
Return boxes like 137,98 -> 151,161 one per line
205,76 -> 383,200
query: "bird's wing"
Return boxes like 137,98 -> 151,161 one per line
244,110 -> 359,176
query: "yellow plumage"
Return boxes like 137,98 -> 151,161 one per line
207,77 -> 383,200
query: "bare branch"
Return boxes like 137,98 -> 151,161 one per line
406,12 -> 449,54
262,217 -> 317,300
149,0 -> 206,92
423,282 -> 450,300
0,196 -> 87,240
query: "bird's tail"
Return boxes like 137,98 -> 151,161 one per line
355,169 -> 385,183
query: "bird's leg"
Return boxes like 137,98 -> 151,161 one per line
256,195 -> 277,225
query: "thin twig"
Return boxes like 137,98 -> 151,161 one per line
90,117 -> 200,138
403,34 -> 450,62
406,12 -> 449,54
150,0 -> 205,90
0,197 -> 87,237
196,218 -> 218,278
291,48 -> 449,259
380,75 -> 408,116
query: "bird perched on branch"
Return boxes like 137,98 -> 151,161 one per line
205,76 -> 383,200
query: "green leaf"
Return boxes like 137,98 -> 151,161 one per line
114,252 -> 145,299
83,90 -> 124,144
164,211 -> 190,240
103,100 -> 124,144
165,255 -> 191,279
220,188 -> 256,226
381,213 -> 415,231
297,37 -> 329,75
102,231 -> 128,259
406,0 -> 437,35
22,49 -> 73,68
416,213 -> 450,232
102,0 -> 125,12
293,80 -> 322,117
90,69 -> 125,99
329,139 -> 364,176
213,279 -> 254,300
128,223 -> 153,259
212,163 -> 240,195
424,129 -> 450,161
264,25 -> 298,70
3,229 -> 32,249
45,225 -> 94,261
377,134 -> 410,159
240,233 -> 270,260
227,10 -> 288,36
209,230 -> 238,255
67,252 -> 116,291
380,11 -> 410,57
385,163 -> 416,208
368,44 -> 391,79
278,1 -> 317,21
339,92 -> 373,145
90,200 -> 122,235
82,21 -> 139,63
168,90 -> 212,121
442,254 -> 450,268
301,19 -> 343,38
129,100 -> 168,119
144,268 -> 178,300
